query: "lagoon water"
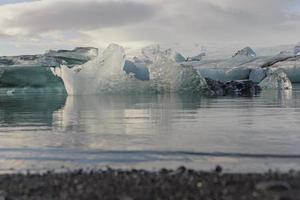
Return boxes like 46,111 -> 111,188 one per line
0,85 -> 300,173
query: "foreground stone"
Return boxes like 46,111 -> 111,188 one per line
0,167 -> 300,200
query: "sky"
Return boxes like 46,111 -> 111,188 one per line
0,0 -> 300,55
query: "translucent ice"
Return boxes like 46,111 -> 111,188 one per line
271,59 -> 300,83
259,69 -> 292,90
53,43 -> 207,95
249,68 -> 266,83
52,44 -> 127,95
141,44 -> 185,63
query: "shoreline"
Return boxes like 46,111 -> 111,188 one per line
0,166 -> 299,200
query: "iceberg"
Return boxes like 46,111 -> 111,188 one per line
191,47 -> 257,82
159,48 -> 186,63
194,47 -> 257,69
141,44 -> 185,64
0,66 -> 64,93
232,47 -> 256,59
1,43 -> 300,95
145,45 -> 207,93
192,46 -> 300,84
294,42 -> 300,56
197,67 -> 250,82
212,46 -> 257,68
53,43 -> 208,95
260,51 -> 293,69
259,69 -> 292,90
249,67 -> 266,83
0,47 -> 100,95
45,47 -> 98,66
269,57 -> 300,83
52,44 -> 127,95
123,60 -> 149,81
186,52 -> 206,62
242,51 -> 293,83
272,63 -> 300,83
0,55 -> 58,67
0,47 -> 98,68
141,44 -> 161,62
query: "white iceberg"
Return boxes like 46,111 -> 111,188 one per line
53,43 -> 207,95
52,44 -> 127,95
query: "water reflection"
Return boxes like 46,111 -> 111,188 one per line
0,94 -> 66,126
51,94 -> 214,150
54,94 -> 210,132
259,89 -> 294,107
49,87 -> 300,154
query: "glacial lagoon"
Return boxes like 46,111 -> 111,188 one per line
0,85 -> 300,173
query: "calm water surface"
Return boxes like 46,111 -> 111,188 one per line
0,85 -> 300,173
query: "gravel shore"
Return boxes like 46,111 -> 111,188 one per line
0,166 -> 299,200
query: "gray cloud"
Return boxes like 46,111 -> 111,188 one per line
98,0 -> 300,46
0,0 -> 300,54
3,1 -> 156,33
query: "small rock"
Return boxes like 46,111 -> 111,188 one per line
0,191 -> 6,200
278,196 -> 294,200
120,196 -> 134,200
215,165 -> 223,174
256,181 -> 291,192
176,166 -> 187,174
196,182 -> 203,188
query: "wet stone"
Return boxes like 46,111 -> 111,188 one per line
256,181 -> 291,192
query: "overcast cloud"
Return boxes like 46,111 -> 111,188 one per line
0,0 -> 300,55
